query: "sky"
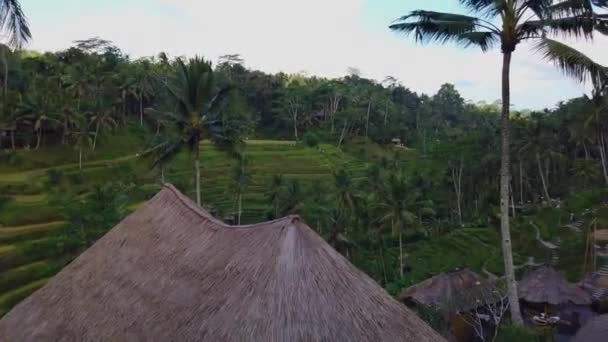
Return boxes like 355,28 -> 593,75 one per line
20,0 -> 608,109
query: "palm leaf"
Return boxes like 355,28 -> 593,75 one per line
458,0 -> 500,17
534,38 -> 608,88
390,11 -> 496,49
456,31 -> 499,51
0,0 -> 31,48
520,15 -> 605,39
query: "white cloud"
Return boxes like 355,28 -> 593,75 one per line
23,0 -> 608,109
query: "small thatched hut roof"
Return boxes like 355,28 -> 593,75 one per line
518,267 -> 591,305
592,229 -> 608,241
398,269 -> 486,309
572,314 -> 608,342
0,185 -> 444,341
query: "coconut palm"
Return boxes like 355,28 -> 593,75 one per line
89,109 -> 117,150
231,151 -> 250,225
390,0 -> 608,325
153,56 -> 231,205
267,174 -> 284,218
0,0 -> 31,48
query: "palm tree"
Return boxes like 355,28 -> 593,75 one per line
70,116 -> 93,171
0,0 -> 31,48
267,174 -> 284,218
231,151 -> 250,225
390,1 -> 608,325
89,110 -> 117,150
378,173 -> 418,278
154,56 -> 231,205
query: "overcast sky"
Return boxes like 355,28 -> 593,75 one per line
21,0 -> 608,109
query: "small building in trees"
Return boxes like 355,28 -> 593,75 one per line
518,267 -> 593,336
398,269 -> 491,342
0,185 -> 444,341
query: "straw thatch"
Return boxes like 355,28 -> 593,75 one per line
0,185 -> 444,341
572,314 -> 608,342
398,269 -> 486,309
518,267 -> 591,305
592,229 -> 608,241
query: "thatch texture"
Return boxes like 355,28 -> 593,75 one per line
592,229 -> 608,241
398,269 -> 485,309
518,267 -> 591,305
0,185 -> 444,341
572,314 -> 608,342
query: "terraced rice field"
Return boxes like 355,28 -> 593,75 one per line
0,140 -> 368,316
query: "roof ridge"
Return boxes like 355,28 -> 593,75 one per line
161,184 -> 301,230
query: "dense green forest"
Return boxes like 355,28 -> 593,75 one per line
1,37 -> 607,282
2,0 -> 608,340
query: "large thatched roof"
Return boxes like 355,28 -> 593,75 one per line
0,185 -> 444,341
518,267 -> 591,305
572,314 -> 608,342
398,269 -> 485,309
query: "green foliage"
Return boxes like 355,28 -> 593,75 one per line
495,323 -> 544,342
303,131 -> 320,147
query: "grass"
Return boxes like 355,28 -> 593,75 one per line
0,259 -> 63,293
401,228 -> 522,287
0,222 -> 65,244
0,278 -> 49,314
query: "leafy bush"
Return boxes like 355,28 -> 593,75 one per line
0,195 -> 11,212
67,172 -> 84,186
303,132 -> 320,148
495,323 -> 543,342
46,169 -> 64,187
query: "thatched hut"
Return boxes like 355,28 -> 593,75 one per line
572,314 -> 608,342
518,267 -> 591,306
398,269 -> 490,342
0,185 -> 444,341
398,269 -> 485,310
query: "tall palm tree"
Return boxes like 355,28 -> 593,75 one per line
267,174 -> 284,218
378,173 -> 418,278
0,0 -> 31,48
390,0 -> 608,325
153,56 -> 231,205
231,151 -> 250,225
89,109 -> 117,150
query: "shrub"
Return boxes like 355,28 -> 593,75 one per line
303,132 -> 320,148
495,323 -> 543,342
46,169 -> 64,187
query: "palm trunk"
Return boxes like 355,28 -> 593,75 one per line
379,235 -> 388,285
499,51 -> 523,326
399,226 -> 404,278
452,159 -> 463,225
519,162 -> 524,205
79,147 -> 83,171
92,124 -> 100,150
139,95 -> 144,126
160,164 -> 165,184
10,129 -> 15,150
599,131 -> 608,186
510,182 -> 516,218
365,100 -> 371,138
237,194 -> 242,225
536,152 -> 550,201
35,129 -> 41,149
194,156 -> 201,206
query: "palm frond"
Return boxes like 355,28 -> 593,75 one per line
390,10 -> 496,49
535,38 -> 608,88
521,0 -> 553,19
456,31 -> 499,51
547,0 -> 593,18
0,0 -> 31,48
458,0 -> 500,17
522,12 -> 608,39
